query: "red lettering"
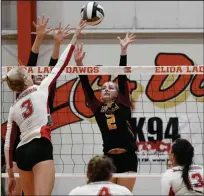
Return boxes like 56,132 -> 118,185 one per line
98,187 -> 111,196
51,79 -> 82,130
146,53 -> 194,101
137,141 -> 171,152
190,75 -> 204,97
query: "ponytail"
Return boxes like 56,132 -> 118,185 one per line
182,164 -> 192,190
182,145 -> 194,190
171,139 -> 194,190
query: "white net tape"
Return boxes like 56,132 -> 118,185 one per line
2,65 -> 204,75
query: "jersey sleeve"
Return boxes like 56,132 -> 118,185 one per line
49,58 -> 58,67
27,51 -> 39,67
161,170 -> 174,196
79,75 -> 101,113
40,44 -> 75,91
69,187 -> 83,195
117,55 -> 131,106
122,187 -> 133,195
48,58 -> 58,114
4,107 -> 18,169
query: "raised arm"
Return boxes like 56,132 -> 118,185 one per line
27,15 -> 53,67
40,20 -> 87,91
117,33 -> 136,105
74,44 -> 101,113
48,22 -> 71,113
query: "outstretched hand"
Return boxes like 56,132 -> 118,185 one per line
33,15 -> 53,39
75,20 -> 87,38
74,43 -> 85,65
70,20 -> 87,45
53,22 -> 71,44
117,33 -> 136,53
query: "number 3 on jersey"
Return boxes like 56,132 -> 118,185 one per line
191,173 -> 204,187
21,99 -> 34,119
105,114 -> 117,130
98,187 -> 111,196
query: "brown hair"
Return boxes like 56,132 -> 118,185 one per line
87,155 -> 116,184
6,77 -> 26,93
2,67 -> 27,93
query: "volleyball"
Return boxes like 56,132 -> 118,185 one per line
81,2 -> 104,26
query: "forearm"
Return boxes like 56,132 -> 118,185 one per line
70,34 -> 78,46
121,48 -> 127,56
51,41 -> 60,60
31,36 -> 44,54
7,168 -> 14,178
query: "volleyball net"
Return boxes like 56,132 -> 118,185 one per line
1,65 -> 204,178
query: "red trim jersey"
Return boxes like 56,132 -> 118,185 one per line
161,165 -> 204,195
4,44 -> 75,169
69,181 -> 132,195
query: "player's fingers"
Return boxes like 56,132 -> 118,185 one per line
58,21 -> 62,31
117,37 -> 121,41
130,35 -> 136,40
44,17 -> 49,27
80,20 -> 87,28
37,16 -> 40,24
129,33 -> 135,38
76,43 -> 79,51
81,23 -> 87,29
33,21 -> 37,28
64,24 -> 70,30
82,52 -> 86,58
126,32 -> 129,38
41,14 -> 45,24
46,28 -> 53,34
64,27 -> 71,34
79,43 -> 83,52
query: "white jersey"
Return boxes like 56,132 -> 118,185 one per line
161,165 -> 204,195
69,181 -> 132,195
4,44 -> 75,169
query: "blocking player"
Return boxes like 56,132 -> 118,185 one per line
74,33 -> 137,192
69,155 -> 132,195
161,138 -> 204,195
3,20 -> 86,196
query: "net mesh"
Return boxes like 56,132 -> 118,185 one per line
1,66 -> 204,175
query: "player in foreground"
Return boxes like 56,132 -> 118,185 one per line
3,20 -> 86,196
1,15 -> 70,196
74,33 -> 137,192
69,155 -> 133,195
161,138 -> 204,195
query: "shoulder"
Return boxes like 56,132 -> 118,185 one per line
162,168 -> 174,181
113,184 -> 133,195
69,186 -> 84,195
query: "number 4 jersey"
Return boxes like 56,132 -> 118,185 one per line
69,181 -> 132,195
161,165 -> 204,195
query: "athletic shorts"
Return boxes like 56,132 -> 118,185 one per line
16,137 -> 53,171
105,151 -> 138,173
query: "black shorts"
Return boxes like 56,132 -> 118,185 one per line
16,137 -> 53,171
105,151 -> 138,173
